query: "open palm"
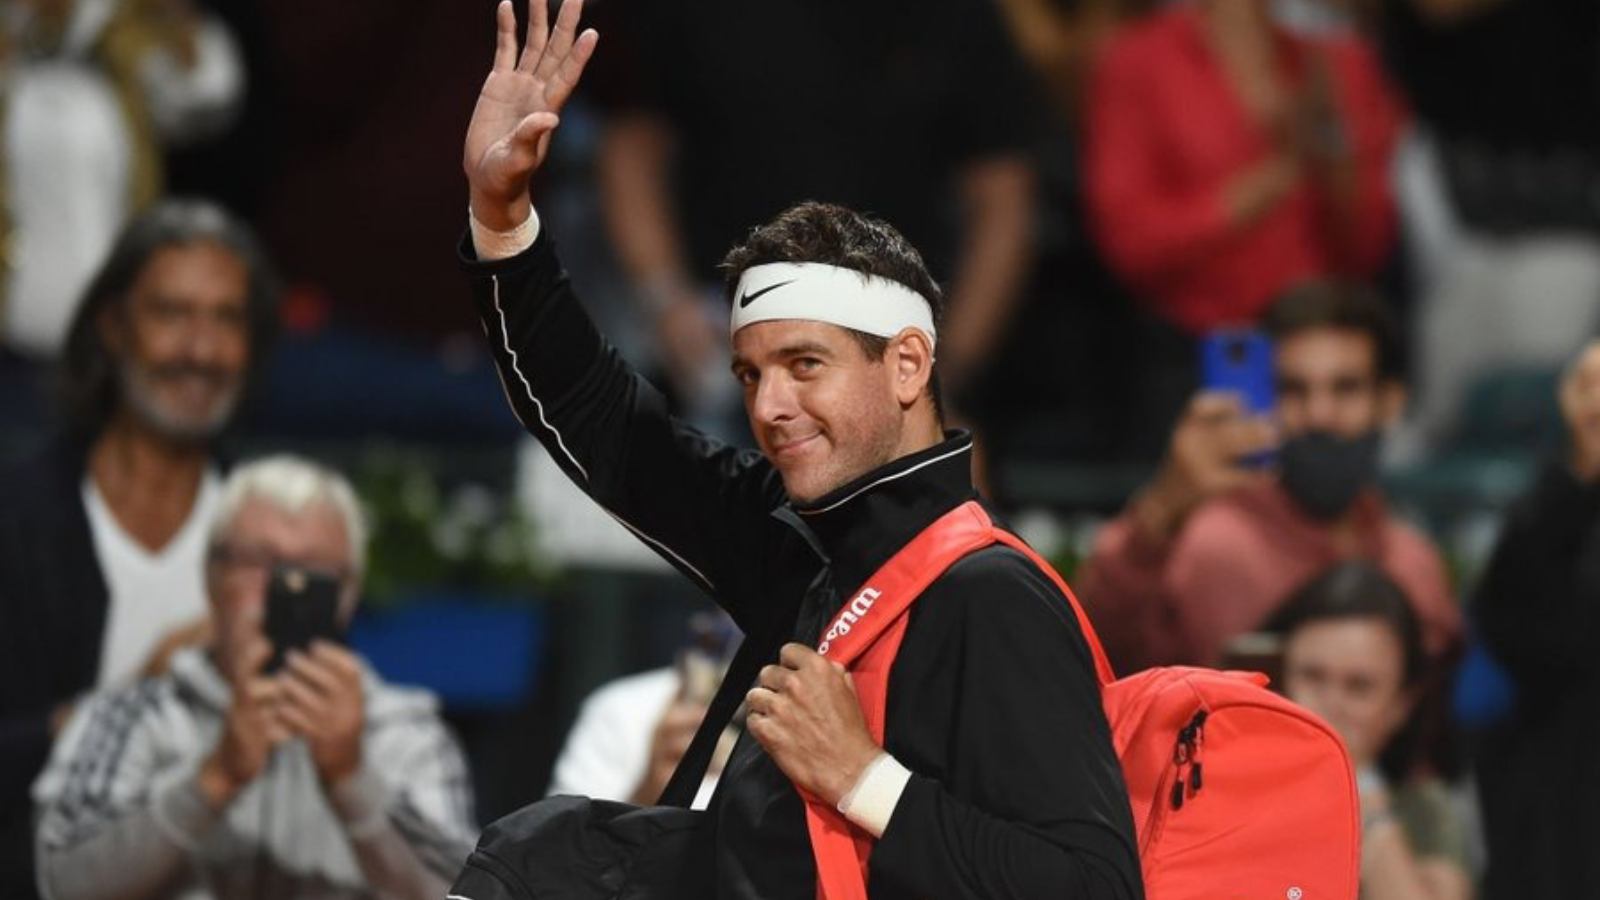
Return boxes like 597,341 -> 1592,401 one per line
464,0 -> 597,228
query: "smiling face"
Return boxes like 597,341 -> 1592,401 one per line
732,320 -> 928,503
102,241 -> 251,442
1282,616 -> 1414,767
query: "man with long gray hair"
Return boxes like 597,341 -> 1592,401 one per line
0,199 -> 279,897
32,455 -> 477,899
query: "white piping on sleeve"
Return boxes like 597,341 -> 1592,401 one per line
493,275 -> 589,481
798,439 -> 974,516
489,274 -> 716,593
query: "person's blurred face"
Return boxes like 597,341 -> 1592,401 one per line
1282,617 -> 1413,766
206,497 -> 355,676
732,320 -> 905,504
103,241 -> 251,442
1273,327 -> 1400,439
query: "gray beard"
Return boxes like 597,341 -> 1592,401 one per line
117,361 -> 241,443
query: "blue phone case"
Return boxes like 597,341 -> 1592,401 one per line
1200,329 -> 1275,416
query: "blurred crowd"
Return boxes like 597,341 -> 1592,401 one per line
1,0 -> 1598,897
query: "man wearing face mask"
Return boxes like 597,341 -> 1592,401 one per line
1077,282 -> 1461,673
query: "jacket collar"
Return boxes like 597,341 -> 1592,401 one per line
775,430 -> 977,597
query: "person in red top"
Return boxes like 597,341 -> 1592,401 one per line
1082,0 -> 1404,333
1077,282 -> 1460,673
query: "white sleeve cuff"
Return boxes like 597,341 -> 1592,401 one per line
469,207 -> 542,260
836,752 -> 912,839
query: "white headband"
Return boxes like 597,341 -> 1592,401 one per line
730,262 -> 937,348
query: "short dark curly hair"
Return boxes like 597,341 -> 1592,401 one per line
1262,281 -> 1404,382
720,202 -> 944,418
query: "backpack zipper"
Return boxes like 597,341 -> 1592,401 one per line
1169,709 -> 1208,811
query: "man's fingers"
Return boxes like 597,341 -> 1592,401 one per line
236,637 -> 272,682
280,667 -> 332,715
274,700 -> 317,738
241,678 -> 281,715
1220,417 -> 1278,459
534,0 -> 585,81
777,642 -> 818,671
546,27 -> 598,106
1187,390 -> 1246,427
499,112 -> 559,171
745,686 -> 780,716
492,0 -> 518,72
757,663 -> 794,693
310,641 -> 362,685
519,0 -> 550,72
285,651 -> 341,696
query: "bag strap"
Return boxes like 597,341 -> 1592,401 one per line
814,500 -> 1113,681
656,613 -> 785,808
806,500 -> 1116,900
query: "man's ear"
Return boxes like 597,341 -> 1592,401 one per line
890,328 -> 934,408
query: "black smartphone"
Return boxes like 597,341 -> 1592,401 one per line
263,565 -> 344,673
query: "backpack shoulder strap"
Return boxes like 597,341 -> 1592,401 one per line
812,501 -> 1000,667
806,500 -> 1115,900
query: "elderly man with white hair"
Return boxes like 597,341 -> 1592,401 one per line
31,455 -> 476,900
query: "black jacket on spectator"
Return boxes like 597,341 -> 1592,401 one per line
461,232 -> 1142,899
0,439 -> 107,899
1475,461 -> 1600,899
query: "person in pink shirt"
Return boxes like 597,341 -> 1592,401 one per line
1077,282 -> 1461,673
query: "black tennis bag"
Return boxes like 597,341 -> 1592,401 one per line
446,626 -> 773,899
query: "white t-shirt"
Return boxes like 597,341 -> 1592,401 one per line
83,470 -> 221,688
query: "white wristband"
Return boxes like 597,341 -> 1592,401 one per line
469,206 -> 542,261
836,752 -> 913,838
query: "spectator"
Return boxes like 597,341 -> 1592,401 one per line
32,455 -> 476,900
1077,282 -> 1460,672
584,0 -> 1037,430
549,612 -> 739,808
1473,338 -> 1600,899
1382,0 -> 1600,446
1,0 -> 244,362
1083,0 -> 1403,335
1276,562 -> 1471,900
0,199 -> 278,898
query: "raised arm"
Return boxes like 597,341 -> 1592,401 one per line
457,2 -> 787,623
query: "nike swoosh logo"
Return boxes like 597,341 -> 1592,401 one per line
737,280 -> 795,308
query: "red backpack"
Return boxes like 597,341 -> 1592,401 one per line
806,501 -> 1360,900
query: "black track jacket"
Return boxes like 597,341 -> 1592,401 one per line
462,230 -> 1142,899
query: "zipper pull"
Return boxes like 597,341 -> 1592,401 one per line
1170,777 -> 1186,811
1189,762 -> 1203,793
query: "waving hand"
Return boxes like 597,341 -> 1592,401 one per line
464,0 -> 598,230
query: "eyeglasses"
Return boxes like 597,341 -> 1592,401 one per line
209,543 -> 354,586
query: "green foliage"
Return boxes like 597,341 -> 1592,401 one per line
355,447 -> 556,604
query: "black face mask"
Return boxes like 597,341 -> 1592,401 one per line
1278,430 -> 1381,521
